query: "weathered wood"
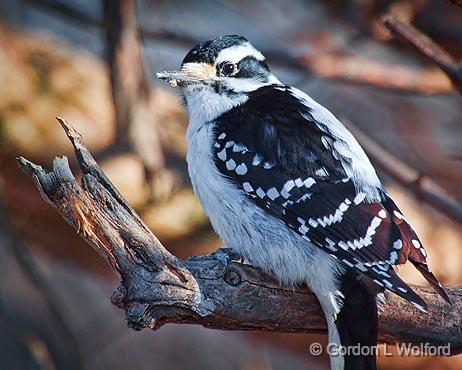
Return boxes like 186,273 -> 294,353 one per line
18,119 -> 462,354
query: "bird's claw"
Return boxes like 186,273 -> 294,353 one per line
211,247 -> 241,267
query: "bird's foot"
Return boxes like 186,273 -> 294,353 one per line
188,248 -> 243,286
211,247 -> 241,267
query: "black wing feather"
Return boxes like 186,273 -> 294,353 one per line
212,85 -> 447,309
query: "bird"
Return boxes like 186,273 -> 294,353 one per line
157,35 -> 451,370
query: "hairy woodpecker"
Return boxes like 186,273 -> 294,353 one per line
157,35 -> 450,370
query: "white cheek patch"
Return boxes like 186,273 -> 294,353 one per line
222,74 -> 281,93
215,42 -> 265,65
223,78 -> 268,92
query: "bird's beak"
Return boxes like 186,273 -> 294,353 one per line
156,70 -> 195,87
157,63 -> 215,88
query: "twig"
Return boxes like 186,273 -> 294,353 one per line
17,119 -> 462,353
382,15 -> 462,95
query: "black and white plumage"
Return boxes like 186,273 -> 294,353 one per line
158,35 -> 450,370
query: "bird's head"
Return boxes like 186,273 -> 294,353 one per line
157,35 -> 280,121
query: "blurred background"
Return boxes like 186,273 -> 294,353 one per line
0,0 -> 461,369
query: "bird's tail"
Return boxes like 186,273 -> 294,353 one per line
334,270 -> 378,370
384,195 -> 451,305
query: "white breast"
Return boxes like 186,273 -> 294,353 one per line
184,86 -> 347,370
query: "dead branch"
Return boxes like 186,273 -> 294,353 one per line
383,15 -> 462,95
16,119 -> 462,353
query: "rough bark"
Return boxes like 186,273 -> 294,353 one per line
17,119 -> 462,354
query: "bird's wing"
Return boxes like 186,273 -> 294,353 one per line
212,85 -> 448,310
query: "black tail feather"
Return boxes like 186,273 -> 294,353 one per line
336,270 -> 378,370
388,269 -> 428,312
411,260 -> 452,304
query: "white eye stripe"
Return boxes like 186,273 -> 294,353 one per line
215,42 -> 265,66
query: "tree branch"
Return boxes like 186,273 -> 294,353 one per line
382,15 -> 462,95
17,119 -> 462,354
103,0 -> 166,177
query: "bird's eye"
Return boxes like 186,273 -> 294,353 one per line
221,62 -> 236,76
